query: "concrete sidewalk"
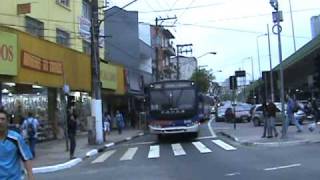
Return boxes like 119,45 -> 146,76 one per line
213,121 -> 320,147
33,128 -> 144,168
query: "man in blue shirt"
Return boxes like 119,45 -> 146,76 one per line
0,109 -> 34,180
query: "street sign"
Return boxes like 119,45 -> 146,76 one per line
235,70 -> 246,77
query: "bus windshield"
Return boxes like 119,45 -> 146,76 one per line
150,89 -> 196,111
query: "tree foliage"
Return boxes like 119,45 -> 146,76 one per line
190,69 -> 215,93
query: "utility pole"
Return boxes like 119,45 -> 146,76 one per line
155,16 -> 177,81
176,44 -> 193,80
91,0 -> 103,144
288,0 -> 297,52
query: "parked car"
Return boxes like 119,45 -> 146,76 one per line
216,103 -> 252,123
251,102 -> 306,127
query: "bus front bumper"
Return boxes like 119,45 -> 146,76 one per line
149,124 -> 200,134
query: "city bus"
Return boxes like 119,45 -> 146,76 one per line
148,80 -> 200,138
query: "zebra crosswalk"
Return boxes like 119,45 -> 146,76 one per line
91,140 -> 237,164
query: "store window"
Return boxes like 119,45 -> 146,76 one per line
25,16 -> 44,38
56,0 -> 70,7
56,28 -> 70,47
83,40 -> 91,55
82,0 -> 91,19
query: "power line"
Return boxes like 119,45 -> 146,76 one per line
139,2 -> 225,13
176,23 -> 309,39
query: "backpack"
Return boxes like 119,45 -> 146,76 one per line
26,118 -> 36,138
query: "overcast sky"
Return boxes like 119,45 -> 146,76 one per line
107,0 -> 320,83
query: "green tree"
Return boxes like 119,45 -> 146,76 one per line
190,69 -> 215,93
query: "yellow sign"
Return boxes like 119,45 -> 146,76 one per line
21,51 -> 63,75
100,62 -> 117,90
0,31 -> 17,76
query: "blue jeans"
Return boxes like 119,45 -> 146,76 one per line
283,114 -> 302,136
28,137 -> 37,158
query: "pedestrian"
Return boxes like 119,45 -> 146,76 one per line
103,112 -> 111,141
0,109 -> 34,180
311,98 -> 319,122
21,112 -> 39,157
282,94 -> 303,138
67,106 -> 77,159
261,101 -> 270,138
266,99 -> 278,138
115,110 -> 124,134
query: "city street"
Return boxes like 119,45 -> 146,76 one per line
35,120 -> 320,180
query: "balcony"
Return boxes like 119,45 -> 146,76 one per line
162,42 -> 176,56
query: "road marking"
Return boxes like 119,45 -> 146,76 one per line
208,118 -> 217,138
148,145 -> 160,159
225,172 -> 240,176
264,163 -> 301,171
212,140 -> 236,151
125,141 -> 156,146
171,143 -> 186,156
195,136 -> 216,140
92,150 -> 116,164
120,147 -> 138,161
192,142 -> 212,153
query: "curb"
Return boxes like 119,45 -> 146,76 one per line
217,131 -> 320,147
33,131 -> 146,174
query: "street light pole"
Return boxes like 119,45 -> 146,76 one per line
256,34 -> 267,78
267,24 -> 275,102
288,0 -> 297,52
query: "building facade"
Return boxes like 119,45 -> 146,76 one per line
0,0 -> 105,57
311,15 -> 320,39
150,26 -> 176,81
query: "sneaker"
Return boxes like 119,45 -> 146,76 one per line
297,130 -> 302,133
275,133 -> 278,137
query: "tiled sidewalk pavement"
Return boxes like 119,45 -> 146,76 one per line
213,121 -> 320,146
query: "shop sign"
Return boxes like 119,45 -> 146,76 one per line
78,16 -> 105,47
17,3 -> 31,14
100,62 -> 117,90
0,31 -> 17,76
79,16 -> 91,42
22,51 -> 63,75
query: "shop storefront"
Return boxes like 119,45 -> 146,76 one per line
100,61 -> 127,128
0,26 -> 91,141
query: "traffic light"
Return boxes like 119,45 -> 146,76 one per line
229,76 -> 237,90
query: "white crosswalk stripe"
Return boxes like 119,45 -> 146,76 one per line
171,143 -> 186,156
148,145 -> 160,159
92,150 -> 116,164
192,141 -> 212,153
120,147 -> 138,161
91,140 -> 237,163
212,140 -> 237,151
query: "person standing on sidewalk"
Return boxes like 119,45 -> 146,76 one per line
115,110 -> 124,134
103,112 -> 111,141
266,99 -> 278,138
67,106 -> 77,159
261,102 -> 270,138
0,109 -> 34,180
21,112 -> 39,158
282,94 -> 303,138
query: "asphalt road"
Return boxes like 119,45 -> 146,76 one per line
35,120 -> 320,180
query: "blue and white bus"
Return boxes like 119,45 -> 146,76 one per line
148,80 -> 200,138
